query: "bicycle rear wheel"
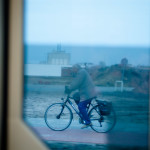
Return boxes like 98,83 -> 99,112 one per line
89,105 -> 116,133
44,103 -> 73,131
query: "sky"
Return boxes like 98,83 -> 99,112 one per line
24,0 -> 150,66
24,0 -> 150,47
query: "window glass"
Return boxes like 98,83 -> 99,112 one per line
23,0 -> 150,149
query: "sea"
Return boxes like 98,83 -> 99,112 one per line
24,44 -> 150,66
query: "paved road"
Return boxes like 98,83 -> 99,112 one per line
25,118 -> 148,148
32,126 -> 148,147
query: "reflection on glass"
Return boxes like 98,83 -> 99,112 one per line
23,0 -> 150,149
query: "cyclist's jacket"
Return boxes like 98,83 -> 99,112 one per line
69,69 -> 97,102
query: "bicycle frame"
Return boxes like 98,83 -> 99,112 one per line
64,95 -> 83,119
62,95 -> 97,120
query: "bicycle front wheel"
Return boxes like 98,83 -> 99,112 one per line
44,103 -> 73,131
89,105 -> 116,133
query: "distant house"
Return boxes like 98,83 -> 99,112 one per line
121,58 -> 128,66
47,45 -> 70,65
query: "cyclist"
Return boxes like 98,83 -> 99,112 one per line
65,64 -> 97,129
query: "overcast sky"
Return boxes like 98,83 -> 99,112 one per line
24,0 -> 150,66
24,0 -> 150,47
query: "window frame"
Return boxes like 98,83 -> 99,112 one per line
7,0 -> 48,149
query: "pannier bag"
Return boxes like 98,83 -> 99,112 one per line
96,100 -> 112,115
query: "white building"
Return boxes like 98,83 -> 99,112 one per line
24,45 -> 71,77
24,64 -> 72,77
47,45 -> 70,65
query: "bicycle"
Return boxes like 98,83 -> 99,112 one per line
44,94 -> 116,133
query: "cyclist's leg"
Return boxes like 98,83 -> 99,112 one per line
78,99 -> 92,125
